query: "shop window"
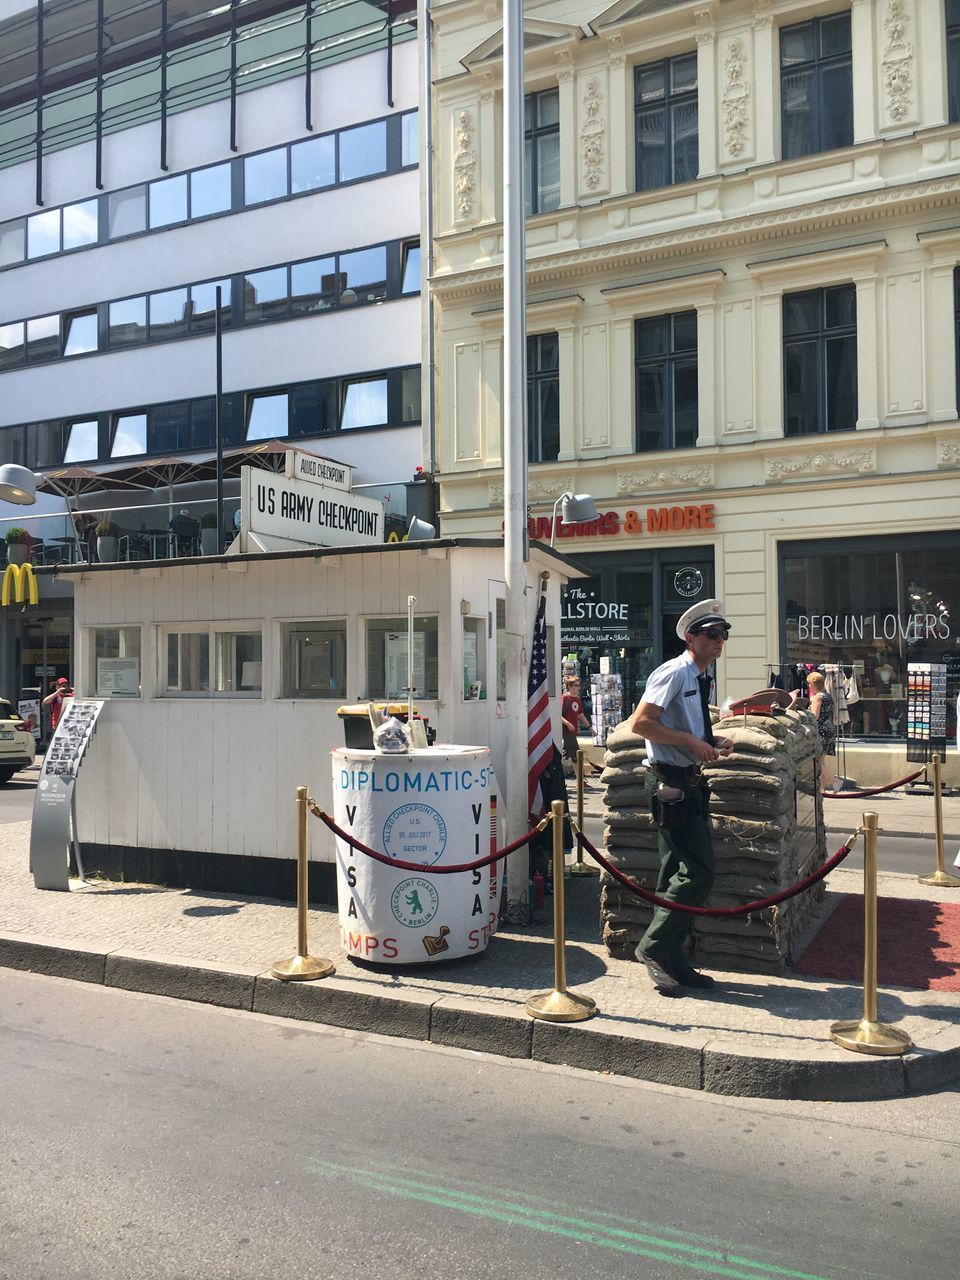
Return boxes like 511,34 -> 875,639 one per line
339,121 -> 387,182
635,311 -> 698,452
0,218 -> 26,266
0,322 -> 25,370
26,316 -> 60,364
61,200 -> 99,250
340,377 -> 388,429
281,621 -> 347,698
527,332 -> 560,463
107,185 -> 146,238
247,392 -> 289,441
111,413 -> 147,457
524,88 -> 560,216
291,134 -> 336,193
27,209 -> 60,258
366,616 -> 439,700
63,420 -> 99,463
781,13 -> 852,160
949,1 -> 960,123
243,267 -> 289,324
190,162 -> 232,218
244,147 -> 289,205
109,297 -> 147,349
401,242 -> 421,295
63,310 -> 99,358
215,631 -> 262,694
783,284 -> 857,435
91,627 -> 141,697
149,287 -> 190,341
462,616 -> 487,700
635,53 -> 698,191
149,173 -> 188,228
401,110 -> 419,167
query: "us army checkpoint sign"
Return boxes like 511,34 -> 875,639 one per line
332,745 -> 498,964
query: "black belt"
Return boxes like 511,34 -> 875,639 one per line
652,762 -> 702,785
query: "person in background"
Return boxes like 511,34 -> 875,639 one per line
169,508 -> 199,555
42,677 -> 73,734
806,671 -> 837,789
561,675 -> 591,776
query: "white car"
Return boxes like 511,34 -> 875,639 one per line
0,697 -> 35,785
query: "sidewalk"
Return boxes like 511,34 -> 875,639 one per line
2,808 -> 958,1102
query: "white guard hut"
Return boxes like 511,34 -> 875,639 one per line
49,538 -> 584,899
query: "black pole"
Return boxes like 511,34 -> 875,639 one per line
386,0 -> 394,108
35,2 -> 44,205
95,0 -> 104,189
160,0 -> 169,171
305,0 -> 313,131
215,286 -> 224,553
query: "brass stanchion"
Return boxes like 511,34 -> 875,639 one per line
569,748 -> 598,877
830,811 -> 912,1055
526,800 -> 597,1022
272,787 -> 336,981
919,754 -> 960,888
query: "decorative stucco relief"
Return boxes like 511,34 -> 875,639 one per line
881,0 -> 913,125
605,32 -> 625,70
937,439 -> 960,468
616,466 -> 714,493
752,0 -> 772,30
721,37 -> 751,160
555,47 -> 574,84
488,478 -> 575,504
694,7 -> 714,46
580,77 -> 606,193
766,448 -> 877,481
453,110 -> 477,221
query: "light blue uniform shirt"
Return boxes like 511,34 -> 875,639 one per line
641,651 -> 709,767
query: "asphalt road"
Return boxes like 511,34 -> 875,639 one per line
1,970 -> 956,1280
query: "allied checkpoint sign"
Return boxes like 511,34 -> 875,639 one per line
30,699 -> 105,890
240,465 -> 383,548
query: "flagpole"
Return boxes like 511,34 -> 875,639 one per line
503,0 -> 529,910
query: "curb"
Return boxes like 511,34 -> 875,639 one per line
2,932 -> 959,1101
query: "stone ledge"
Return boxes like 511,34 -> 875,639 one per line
431,995 -> 534,1058
104,951 -> 259,1010
532,1017 -> 705,1090
0,933 -> 106,984
702,1042 -> 906,1101
252,973 -> 436,1040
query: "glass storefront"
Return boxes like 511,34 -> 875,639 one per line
560,547 -> 715,724
780,532 -> 960,743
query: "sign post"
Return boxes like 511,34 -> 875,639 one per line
30,699 -> 105,891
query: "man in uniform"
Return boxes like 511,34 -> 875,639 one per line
628,600 -> 733,997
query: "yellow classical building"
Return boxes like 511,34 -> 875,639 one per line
427,0 -> 960,775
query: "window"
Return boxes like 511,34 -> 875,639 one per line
109,297 -> 146,348
111,413 -> 147,457
366,616 -> 439,700
62,200 -> 99,250
401,242 -> 420,294
781,14 -> 852,160
340,246 -> 387,304
527,332 -> 560,463
63,310 -> 99,357
635,53 -> 698,191
247,392 -> 289,441
339,121 -> 386,181
0,322 -> 25,370
401,110 -> 419,166
243,268 -> 289,324
149,173 -> 188,227
149,402 -> 189,453
27,209 -> 60,257
63,420 -> 99,463
190,279 -> 231,334
190,163 -> 231,217
0,219 -> 25,266
524,89 -> 560,215
635,312 -> 698,451
783,284 -> 857,435
91,627 -> 141,697
149,287 -> 190,341
462,616 -> 487,699
291,135 -> 335,193
341,378 -> 387,429
244,147 -> 288,205
401,368 -> 421,424
281,621 -> 347,698
26,315 -> 61,364
108,185 -> 146,237
290,257 -> 335,315
949,1 -> 960,123
164,628 -> 262,695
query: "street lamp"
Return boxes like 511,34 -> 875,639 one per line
0,464 -> 39,506
550,492 -> 598,548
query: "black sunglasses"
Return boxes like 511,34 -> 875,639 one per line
700,626 -> 730,641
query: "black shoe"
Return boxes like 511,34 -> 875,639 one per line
637,951 -> 684,997
675,966 -> 716,990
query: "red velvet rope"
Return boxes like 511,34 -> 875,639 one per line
309,801 -> 548,874
574,825 -> 857,918
820,768 -> 925,799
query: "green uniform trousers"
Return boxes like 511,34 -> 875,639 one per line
638,781 -> 715,974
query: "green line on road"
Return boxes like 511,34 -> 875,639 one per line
309,1159 -> 837,1280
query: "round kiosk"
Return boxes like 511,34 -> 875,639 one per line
332,745 -> 499,964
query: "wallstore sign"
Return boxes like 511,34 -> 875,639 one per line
527,503 -> 716,543
562,586 -> 630,644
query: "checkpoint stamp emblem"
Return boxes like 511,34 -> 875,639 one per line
383,803 -> 447,866
390,877 -> 439,928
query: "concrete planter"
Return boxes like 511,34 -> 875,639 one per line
5,543 -> 28,565
96,536 -> 119,563
200,528 -> 219,556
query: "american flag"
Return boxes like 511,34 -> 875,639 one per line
527,593 -> 552,821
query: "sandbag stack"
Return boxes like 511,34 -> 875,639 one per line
599,709 -> 826,973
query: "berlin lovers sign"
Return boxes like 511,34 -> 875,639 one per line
240,465 -> 384,549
